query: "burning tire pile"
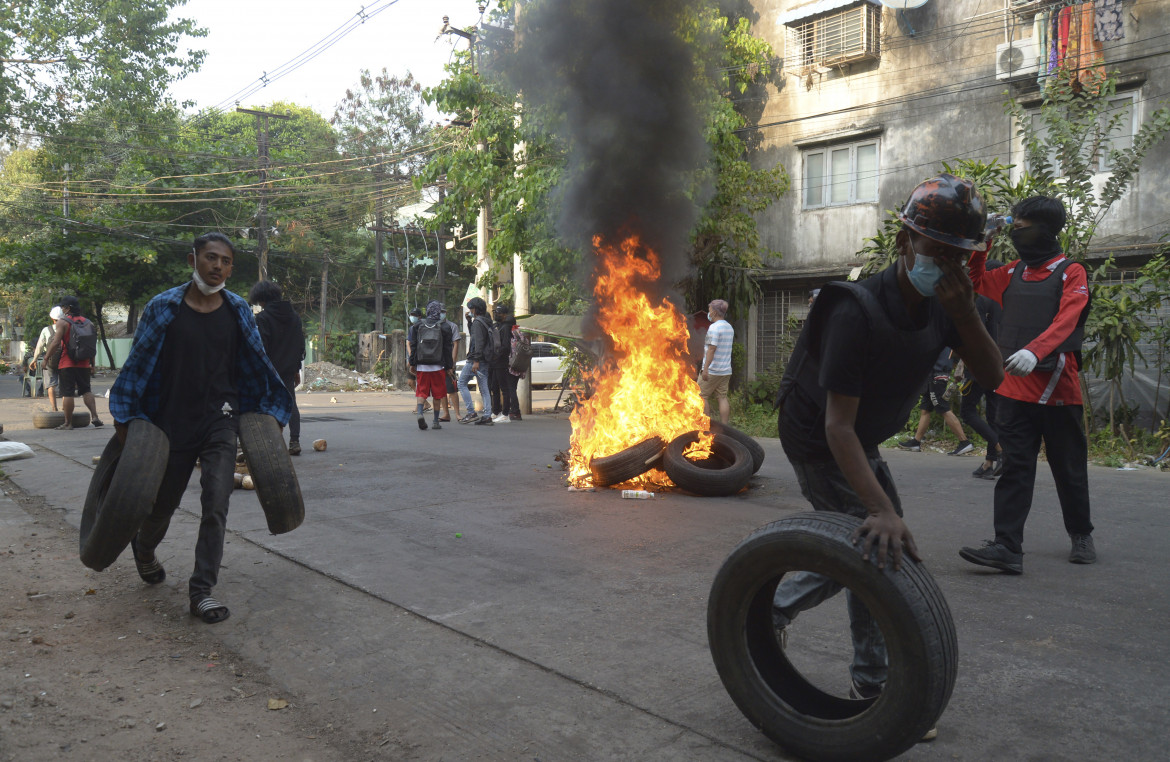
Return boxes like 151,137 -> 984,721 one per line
566,238 -> 761,497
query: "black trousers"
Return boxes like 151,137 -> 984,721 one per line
136,426 -> 238,601
960,379 -> 999,452
489,366 -> 513,416
281,373 -> 300,442
993,397 -> 1093,554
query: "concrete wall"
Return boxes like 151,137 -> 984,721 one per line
745,0 -> 1170,369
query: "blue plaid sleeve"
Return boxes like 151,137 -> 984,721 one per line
109,286 -> 184,423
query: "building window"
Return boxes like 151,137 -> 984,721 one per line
802,139 -> 879,208
785,2 -> 881,71
1026,92 -> 1137,175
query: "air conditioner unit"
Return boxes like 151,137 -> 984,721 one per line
996,39 -> 1039,81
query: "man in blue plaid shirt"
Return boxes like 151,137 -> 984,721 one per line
110,232 -> 291,624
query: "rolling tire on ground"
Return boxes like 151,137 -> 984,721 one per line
33,410 -> 90,429
711,420 -> 765,474
589,436 -> 666,488
707,512 -> 957,762
79,419 -> 170,571
663,431 -> 753,496
238,412 -> 305,534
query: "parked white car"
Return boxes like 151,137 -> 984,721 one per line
455,341 -> 566,388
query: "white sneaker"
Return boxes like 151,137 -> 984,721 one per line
491,414 -> 505,423
496,414 -> 510,423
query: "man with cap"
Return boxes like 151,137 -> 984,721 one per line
32,305 -> 65,411
960,196 -> 1094,573
771,174 -> 1004,720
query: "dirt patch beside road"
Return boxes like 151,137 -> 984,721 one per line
0,480 -> 361,762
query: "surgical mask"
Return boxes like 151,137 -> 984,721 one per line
409,316 -> 419,324
906,251 -> 944,297
191,267 -> 225,296
440,312 -> 446,320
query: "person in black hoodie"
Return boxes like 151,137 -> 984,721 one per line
488,303 -> 517,422
249,281 -> 306,454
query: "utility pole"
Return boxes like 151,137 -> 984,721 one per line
374,162 -> 385,332
440,8 -> 491,304
237,107 -> 292,281
319,255 -> 329,360
61,162 -> 71,236
513,0 -> 532,414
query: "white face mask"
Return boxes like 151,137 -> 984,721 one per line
192,267 -> 225,295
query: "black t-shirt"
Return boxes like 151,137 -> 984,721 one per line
154,299 -> 241,452
778,266 -> 962,462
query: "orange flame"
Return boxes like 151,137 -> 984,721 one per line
568,234 -> 712,488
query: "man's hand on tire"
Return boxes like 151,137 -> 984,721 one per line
852,508 -> 921,571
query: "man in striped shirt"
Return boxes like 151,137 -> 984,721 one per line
699,299 -> 734,424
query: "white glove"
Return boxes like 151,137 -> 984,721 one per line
1005,349 -> 1038,376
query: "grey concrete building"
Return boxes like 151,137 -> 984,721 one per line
743,0 -> 1170,382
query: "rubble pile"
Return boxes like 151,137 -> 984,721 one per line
301,361 -> 395,392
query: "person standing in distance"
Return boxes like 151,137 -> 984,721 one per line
960,196 -> 1094,573
699,299 -> 733,424
44,295 -> 104,430
249,280 -> 306,455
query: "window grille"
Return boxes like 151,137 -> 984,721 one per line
786,3 -> 880,71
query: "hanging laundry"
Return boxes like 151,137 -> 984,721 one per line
1057,5 -> 1073,65
1049,11 -> 1060,76
1094,0 -> 1125,42
1078,3 -> 1107,92
1065,3 -> 1081,86
1035,11 -> 1049,88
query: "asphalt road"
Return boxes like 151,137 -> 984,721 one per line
2,377 -> 1167,761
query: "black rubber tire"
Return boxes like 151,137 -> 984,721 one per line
663,431 -> 753,496
711,420 -> 765,474
589,436 -> 666,488
33,410 -> 90,429
707,512 -> 957,762
238,412 -> 305,534
79,419 -> 170,571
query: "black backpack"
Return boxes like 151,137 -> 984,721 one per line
66,316 -> 98,362
415,320 -> 444,365
509,331 -> 532,372
476,315 -> 503,362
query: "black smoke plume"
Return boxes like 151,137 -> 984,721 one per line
511,0 -> 710,289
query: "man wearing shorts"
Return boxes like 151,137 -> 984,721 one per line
45,296 -> 104,430
698,299 -> 733,424
409,300 -> 454,430
898,347 -> 973,455
32,305 -> 64,411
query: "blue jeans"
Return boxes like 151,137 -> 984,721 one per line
772,452 -> 903,690
458,361 -> 491,416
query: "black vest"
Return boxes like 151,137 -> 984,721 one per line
997,259 -> 1088,372
777,267 -> 951,454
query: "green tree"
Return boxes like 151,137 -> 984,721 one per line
0,0 -> 206,137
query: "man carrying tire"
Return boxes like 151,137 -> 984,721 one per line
772,175 -> 1004,714
109,232 -> 292,624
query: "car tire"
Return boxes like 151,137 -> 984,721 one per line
707,512 -> 957,762
711,420 -> 766,474
33,410 -> 90,429
79,419 -> 170,571
238,412 -> 305,534
663,431 -> 753,496
589,436 -> 666,487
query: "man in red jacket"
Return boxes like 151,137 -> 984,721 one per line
960,196 -> 1094,574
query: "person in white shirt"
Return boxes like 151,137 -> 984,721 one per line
699,299 -> 734,424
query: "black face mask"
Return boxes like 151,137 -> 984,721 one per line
1009,223 -> 1061,266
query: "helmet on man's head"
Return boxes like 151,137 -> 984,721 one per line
899,173 -> 987,251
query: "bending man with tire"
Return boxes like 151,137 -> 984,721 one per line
772,175 -> 1004,714
109,232 -> 292,624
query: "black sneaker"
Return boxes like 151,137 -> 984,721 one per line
972,461 -> 995,479
1069,533 -> 1096,564
417,416 -> 429,430
947,440 -> 974,456
474,414 -> 494,426
457,412 -> 478,424
898,438 -> 921,451
959,540 -> 1023,574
